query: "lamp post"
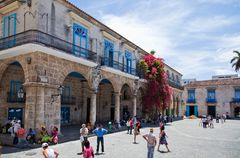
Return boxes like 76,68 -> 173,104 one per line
51,85 -> 64,103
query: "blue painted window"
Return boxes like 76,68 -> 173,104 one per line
9,80 -> 23,101
235,89 -> 240,99
207,89 -> 215,100
125,50 -> 132,74
188,90 -> 195,101
8,108 -> 23,123
2,13 -> 17,48
104,39 -> 114,66
72,23 -> 88,57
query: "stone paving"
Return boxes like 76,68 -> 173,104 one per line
1,119 -> 240,158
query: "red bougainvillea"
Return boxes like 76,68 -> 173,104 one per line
139,50 -> 172,111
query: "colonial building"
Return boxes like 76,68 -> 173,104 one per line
183,75 -> 240,118
0,0 -> 183,132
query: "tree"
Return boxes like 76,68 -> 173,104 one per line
139,50 -> 172,112
231,50 -> 240,72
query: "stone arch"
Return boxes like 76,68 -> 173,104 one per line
98,78 -> 118,93
0,59 -> 30,83
59,65 -> 91,87
0,60 -> 26,126
96,78 -> 115,122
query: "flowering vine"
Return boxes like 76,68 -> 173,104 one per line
139,50 -> 172,111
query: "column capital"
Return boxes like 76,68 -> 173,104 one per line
114,92 -> 121,96
91,88 -> 98,94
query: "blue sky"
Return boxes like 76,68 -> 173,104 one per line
69,0 -> 240,80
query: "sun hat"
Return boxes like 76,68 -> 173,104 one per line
42,143 -> 48,148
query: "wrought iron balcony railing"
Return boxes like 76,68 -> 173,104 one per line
0,30 -> 97,62
231,98 -> 240,103
100,56 -> 142,77
7,94 -> 25,103
187,98 -> 196,103
168,79 -> 184,90
206,98 -> 217,103
61,96 -> 76,105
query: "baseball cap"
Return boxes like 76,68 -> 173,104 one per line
42,143 -> 48,148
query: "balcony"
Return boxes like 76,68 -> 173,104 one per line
231,98 -> 240,103
61,96 -> 76,105
206,98 -> 217,103
0,30 -> 97,62
100,56 -> 142,77
187,98 -> 196,103
168,79 -> 184,90
7,93 -> 25,103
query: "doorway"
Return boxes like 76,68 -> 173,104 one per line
86,98 -> 91,122
234,107 -> 240,118
61,107 -> 70,124
8,108 -> 23,122
208,106 -> 216,117
110,107 -> 115,121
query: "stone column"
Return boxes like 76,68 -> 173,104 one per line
114,92 -> 121,123
133,95 -> 137,117
24,83 -> 45,130
90,90 -> 97,126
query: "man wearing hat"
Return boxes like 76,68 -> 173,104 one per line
42,143 -> 59,158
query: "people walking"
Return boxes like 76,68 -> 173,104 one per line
216,114 -> 220,123
143,128 -> 157,158
157,125 -> 170,152
133,122 -> 140,144
42,143 -> 59,158
92,124 -> 108,154
129,118 -> 133,135
83,140 -> 94,158
126,118 -> 131,134
209,116 -> 214,128
80,124 -> 89,153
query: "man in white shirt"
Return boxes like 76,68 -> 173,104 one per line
80,124 -> 89,153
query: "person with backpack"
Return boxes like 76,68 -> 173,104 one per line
83,140 -> 94,158
42,143 -> 59,158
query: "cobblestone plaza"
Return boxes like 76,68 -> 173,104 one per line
2,119 -> 240,158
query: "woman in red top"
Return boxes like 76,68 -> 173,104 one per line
51,126 -> 58,144
83,140 -> 94,158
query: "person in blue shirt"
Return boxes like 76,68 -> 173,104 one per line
92,124 -> 108,154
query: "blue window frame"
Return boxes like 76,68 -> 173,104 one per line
10,80 -> 23,100
125,50 -> 132,74
188,90 -> 195,101
8,108 -> 23,123
2,13 -> 17,48
72,23 -> 88,57
235,89 -> 240,99
207,90 -> 215,99
104,39 -> 114,66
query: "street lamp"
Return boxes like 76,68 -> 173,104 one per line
17,87 -> 24,99
51,85 -> 64,103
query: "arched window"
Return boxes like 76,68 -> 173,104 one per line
166,70 -> 170,79
176,75 -> 179,83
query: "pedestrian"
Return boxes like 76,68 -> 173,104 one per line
209,116 -> 214,128
51,126 -> 58,144
80,124 -> 89,153
83,140 -> 94,158
129,118 -> 133,134
126,118 -> 131,134
216,114 -> 219,123
199,118 -> 203,127
223,114 -> 226,122
133,122 -> 140,144
16,126 -> 28,148
26,128 -> 36,144
143,128 -> 157,158
42,143 -> 59,158
157,125 -> 170,152
221,115 -> 224,124
92,124 -> 108,154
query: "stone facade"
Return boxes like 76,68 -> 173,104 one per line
183,78 -> 240,118
0,0 -> 183,134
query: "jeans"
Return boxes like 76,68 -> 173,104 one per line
97,137 -> 104,152
147,145 -> 155,158
17,138 -> 28,148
